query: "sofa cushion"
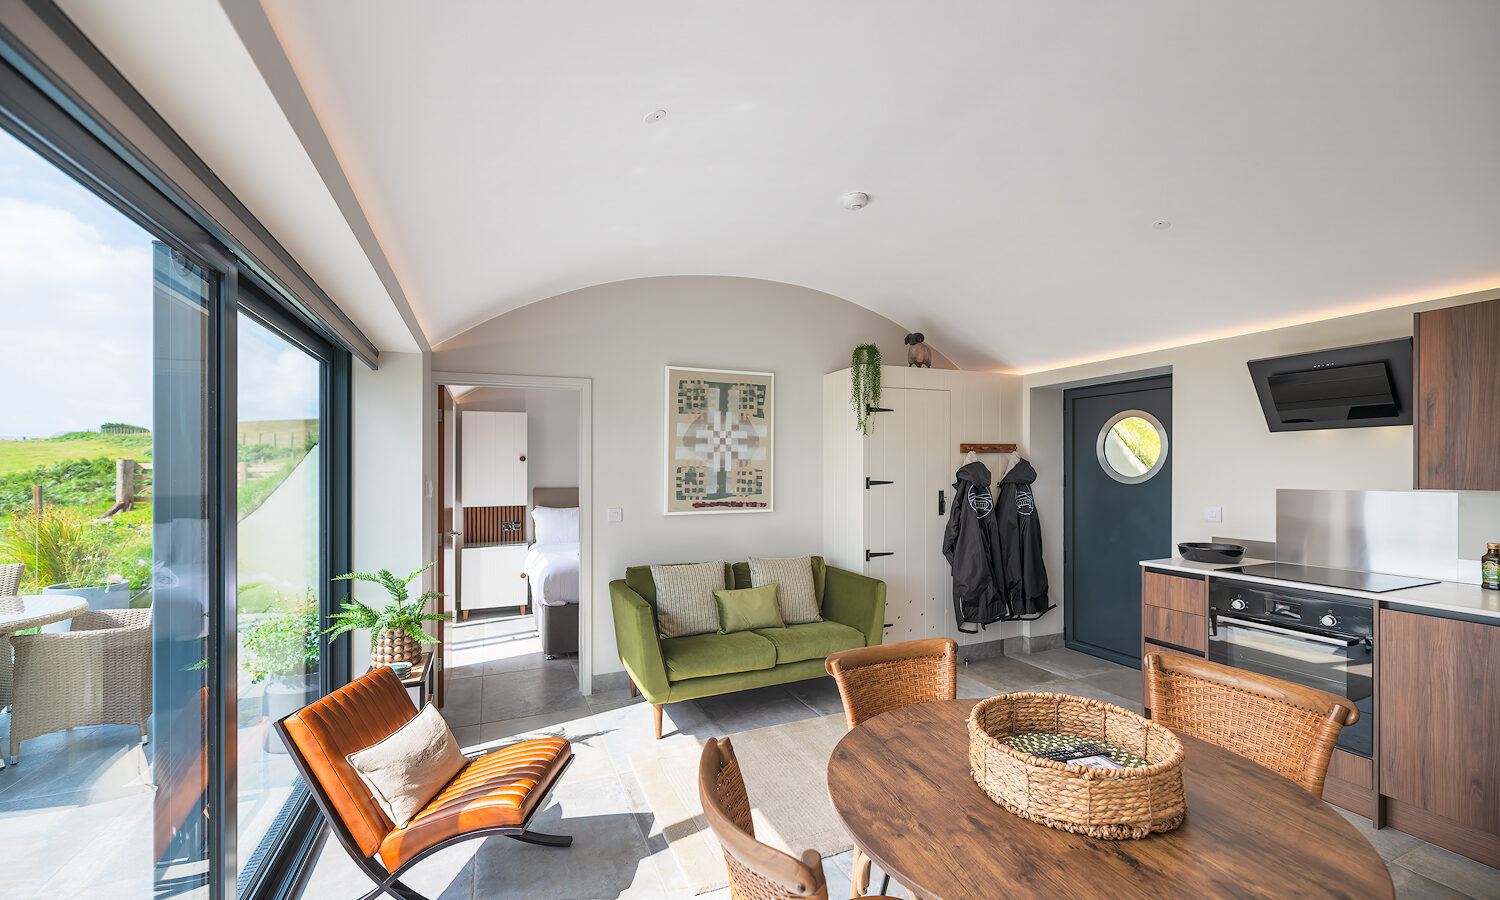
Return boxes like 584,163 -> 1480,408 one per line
626,561 -> 735,605
753,621 -> 866,665
732,557 -> 825,604
651,561 -> 727,639
662,631 -> 777,681
749,557 -> 821,624
714,584 -> 784,633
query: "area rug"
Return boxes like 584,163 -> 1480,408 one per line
628,712 -> 850,894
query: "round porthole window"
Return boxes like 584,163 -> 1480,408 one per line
1096,410 -> 1168,484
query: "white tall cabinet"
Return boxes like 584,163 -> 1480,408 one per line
460,410 -> 529,614
823,367 -> 1021,648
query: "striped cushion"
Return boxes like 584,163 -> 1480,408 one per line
749,556 -> 821,625
651,561 -> 727,639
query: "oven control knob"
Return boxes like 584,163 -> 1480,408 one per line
1230,598 -> 1247,611
1320,614 -> 1338,628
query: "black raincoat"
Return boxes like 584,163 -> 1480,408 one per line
942,461 -> 1006,632
996,458 -> 1052,617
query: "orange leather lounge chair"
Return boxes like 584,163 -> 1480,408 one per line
275,667 -> 573,900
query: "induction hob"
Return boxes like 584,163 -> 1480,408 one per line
1222,562 -> 1438,593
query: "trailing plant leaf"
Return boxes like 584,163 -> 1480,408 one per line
851,343 -> 883,435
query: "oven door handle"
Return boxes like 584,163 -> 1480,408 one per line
1215,614 -> 1359,646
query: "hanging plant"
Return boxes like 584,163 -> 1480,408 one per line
851,343 -> 883,435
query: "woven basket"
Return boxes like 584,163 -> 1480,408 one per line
967,692 -> 1187,839
371,629 -> 422,667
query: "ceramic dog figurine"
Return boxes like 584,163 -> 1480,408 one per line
905,332 -> 932,367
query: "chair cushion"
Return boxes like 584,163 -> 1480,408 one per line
714,584 -> 784,633
378,736 -> 572,870
753,621 -> 866,665
346,704 -> 466,829
662,631 -> 776,681
651,561 -> 727,639
749,557 -> 821,624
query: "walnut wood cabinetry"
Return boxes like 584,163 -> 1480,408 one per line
1415,297 -> 1500,490
1140,569 -> 1207,715
1378,608 -> 1500,868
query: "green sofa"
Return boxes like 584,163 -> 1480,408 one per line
609,557 -> 886,738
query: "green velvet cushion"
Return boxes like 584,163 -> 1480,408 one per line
752,621 -> 866,665
625,562 -> 734,604
661,631 -> 777,681
714,584 -> 785,633
731,556 -> 825,603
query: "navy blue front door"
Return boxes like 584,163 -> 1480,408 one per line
1064,377 -> 1173,668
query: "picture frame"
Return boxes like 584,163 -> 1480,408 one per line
663,366 -> 774,515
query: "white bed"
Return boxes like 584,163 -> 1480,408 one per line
529,489 -> 581,658
523,541 -> 579,607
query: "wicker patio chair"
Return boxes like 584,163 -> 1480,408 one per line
0,563 -> 22,596
699,737 -> 898,900
8,607 -> 152,764
1144,651 -> 1360,798
824,638 -> 956,896
0,562 -> 24,712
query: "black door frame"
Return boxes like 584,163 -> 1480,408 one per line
1063,374 -> 1173,668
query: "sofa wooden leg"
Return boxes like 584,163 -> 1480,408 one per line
653,703 -> 663,740
629,679 -> 638,698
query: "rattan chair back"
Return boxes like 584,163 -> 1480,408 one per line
824,638 -> 957,730
0,562 -> 23,596
699,737 -> 830,900
1144,652 -> 1359,797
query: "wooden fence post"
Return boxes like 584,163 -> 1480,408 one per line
116,459 -> 137,512
32,484 -> 42,516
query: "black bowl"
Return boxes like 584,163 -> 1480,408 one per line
1177,542 -> 1245,564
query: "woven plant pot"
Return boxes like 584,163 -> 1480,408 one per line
371,629 -> 422,667
967,691 -> 1187,840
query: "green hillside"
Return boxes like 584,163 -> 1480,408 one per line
0,432 -> 152,475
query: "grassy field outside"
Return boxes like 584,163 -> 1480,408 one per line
0,432 -> 151,475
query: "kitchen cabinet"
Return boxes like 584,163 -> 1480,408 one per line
1139,569 -> 1208,716
1378,608 -> 1500,868
1415,297 -> 1500,490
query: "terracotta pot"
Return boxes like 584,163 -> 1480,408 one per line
372,629 -> 422,666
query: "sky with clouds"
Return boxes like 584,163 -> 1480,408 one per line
0,129 -> 318,438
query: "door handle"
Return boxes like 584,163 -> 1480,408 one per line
938,490 -> 945,516
865,478 -> 894,489
1215,614 -> 1359,646
866,550 -> 894,561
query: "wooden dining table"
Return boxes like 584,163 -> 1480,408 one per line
827,698 -> 1395,900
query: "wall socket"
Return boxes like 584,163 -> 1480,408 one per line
1204,505 -> 1223,523
607,507 -> 623,523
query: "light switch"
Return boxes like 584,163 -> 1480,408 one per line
1204,506 -> 1223,523
607,507 -> 623,523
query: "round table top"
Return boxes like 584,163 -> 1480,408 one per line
827,698 -> 1394,900
0,594 -> 88,633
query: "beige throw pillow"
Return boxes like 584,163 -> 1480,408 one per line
749,556 -> 821,624
346,703 -> 466,829
651,561 -> 727,639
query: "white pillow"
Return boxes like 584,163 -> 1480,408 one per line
531,505 -> 579,545
346,703 -> 466,829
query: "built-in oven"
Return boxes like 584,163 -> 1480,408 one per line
1208,578 -> 1374,758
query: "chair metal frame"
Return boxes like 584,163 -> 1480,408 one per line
273,713 -> 573,900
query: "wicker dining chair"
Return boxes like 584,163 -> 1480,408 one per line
699,737 -> 898,900
1143,652 -> 1359,798
824,638 -> 956,896
0,562 -> 25,712
0,563 -> 22,596
8,607 -> 152,764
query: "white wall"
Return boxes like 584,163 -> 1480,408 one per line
352,350 -> 430,671
1018,285 -> 1500,637
433,275 -> 947,678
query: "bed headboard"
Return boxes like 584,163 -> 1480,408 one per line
533,486 -> 579,510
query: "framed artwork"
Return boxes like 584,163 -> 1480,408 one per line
664,366 -> 774,514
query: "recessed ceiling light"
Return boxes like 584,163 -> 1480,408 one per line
842,191 -> 870,210
1153,219 -> 1172,230
644,109 -> 667,124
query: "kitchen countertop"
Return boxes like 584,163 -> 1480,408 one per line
1141,556 -> 1500,623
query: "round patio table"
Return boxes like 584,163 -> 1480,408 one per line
0,594 -> 89,770
827,698 -> 1395,900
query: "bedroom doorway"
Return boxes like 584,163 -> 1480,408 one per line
433,373 -> 593,706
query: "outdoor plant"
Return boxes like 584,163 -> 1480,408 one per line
851,343 -> 883,435
0,504 -> 118,591
241,595 -> 320,684
324,562 -> 450,649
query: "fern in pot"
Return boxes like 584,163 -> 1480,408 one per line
325,562 -> 450,667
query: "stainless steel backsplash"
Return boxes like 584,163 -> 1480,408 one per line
1276,489 -> 1459,580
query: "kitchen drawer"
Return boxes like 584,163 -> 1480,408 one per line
1141,569 -> 1207,616
1142,605 -> 1206,655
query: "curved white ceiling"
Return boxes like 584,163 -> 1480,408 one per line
114,2 -> 1500,370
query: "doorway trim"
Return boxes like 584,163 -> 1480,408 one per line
433,370 -> 594,696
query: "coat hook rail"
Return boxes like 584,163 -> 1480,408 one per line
959,443 -> 1016,454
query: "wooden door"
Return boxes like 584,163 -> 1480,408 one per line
1415,298 -> 1500,490
864,388 -> 950,642
435,386 -> 460,706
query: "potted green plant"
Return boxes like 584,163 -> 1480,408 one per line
325,562 -> 450,667
851,343 -> 883,434
243,596 -> 321,751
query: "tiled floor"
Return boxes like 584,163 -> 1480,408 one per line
298,617 -> 1500,899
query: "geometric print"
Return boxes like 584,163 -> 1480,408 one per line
665,367 -> 773,514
